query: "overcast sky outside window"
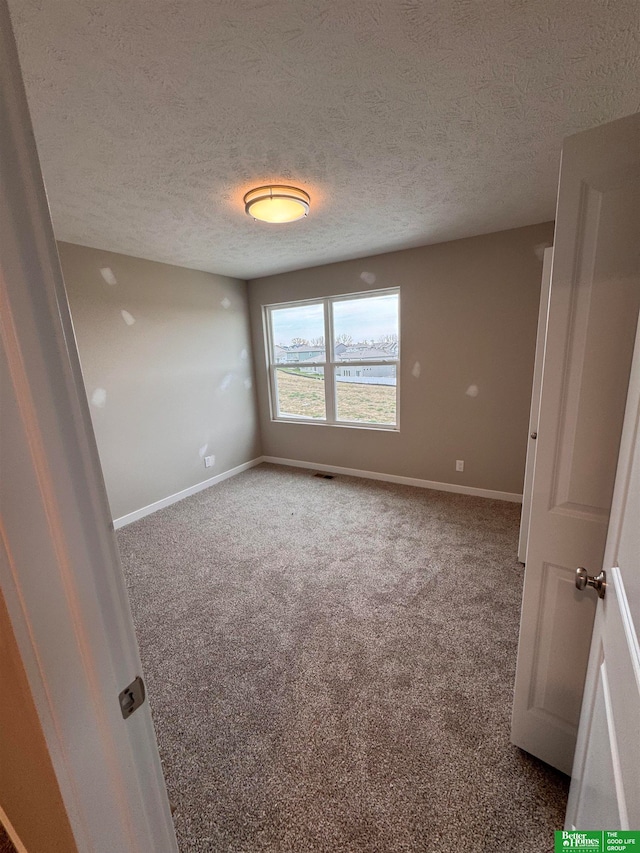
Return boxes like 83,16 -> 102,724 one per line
272,294 -> 398,346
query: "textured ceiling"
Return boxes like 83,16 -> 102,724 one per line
9,1 -> 640,279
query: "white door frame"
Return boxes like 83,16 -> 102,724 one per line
0,5 -> 177,850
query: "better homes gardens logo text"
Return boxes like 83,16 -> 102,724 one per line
555,831 -> 640,852
556,833 -> 601,850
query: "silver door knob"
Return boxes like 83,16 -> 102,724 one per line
575,567 -> 607,599
530,432 -> 537,439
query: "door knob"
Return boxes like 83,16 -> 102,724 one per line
530,432 -> 537,439
575,567 -> 606,599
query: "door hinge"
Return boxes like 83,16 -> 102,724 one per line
118,676 -> 146,719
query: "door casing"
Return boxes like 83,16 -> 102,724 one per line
0,4 -> 177,850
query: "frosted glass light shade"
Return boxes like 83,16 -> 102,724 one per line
244,185 -> 310,223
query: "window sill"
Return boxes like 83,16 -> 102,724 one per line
270,416 -> 400,433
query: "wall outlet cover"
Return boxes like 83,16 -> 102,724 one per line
456,460 -> 464,472
204,455 -> 215,468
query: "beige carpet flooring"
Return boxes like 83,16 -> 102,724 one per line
117,463 -> 569,852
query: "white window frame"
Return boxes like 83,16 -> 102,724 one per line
263,288 -> 400,431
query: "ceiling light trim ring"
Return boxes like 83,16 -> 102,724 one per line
244,185 -> 310,223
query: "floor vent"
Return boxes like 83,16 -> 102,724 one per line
314,472 -> 335,479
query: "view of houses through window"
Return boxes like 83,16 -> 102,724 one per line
265,289 -> 400,427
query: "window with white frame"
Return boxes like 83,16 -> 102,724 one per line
264,289 -> 400,428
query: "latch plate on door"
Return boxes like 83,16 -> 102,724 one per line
118,676 -> 146,719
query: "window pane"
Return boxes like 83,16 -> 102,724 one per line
275,366 -> 326,420
333,293 -> 398,361
335,365 -> 396,425
270,303 -> 325,364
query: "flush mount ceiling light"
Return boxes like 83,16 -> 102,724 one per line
244,185 -> 310,223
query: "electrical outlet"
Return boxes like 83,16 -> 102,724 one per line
456,460 -> 464,472
204,455 -> 215,469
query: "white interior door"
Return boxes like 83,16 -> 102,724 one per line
565,314 -> 640,830
511,112 -> 640,775
0,5 -> 177,850
518,246 -> 553,563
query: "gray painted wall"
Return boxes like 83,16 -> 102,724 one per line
248,222 -> 554,496
58,242 -> 261,520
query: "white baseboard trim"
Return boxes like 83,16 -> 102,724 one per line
113,455 -> 522,528
262,456 -> 523,503
112,457 -> 264,528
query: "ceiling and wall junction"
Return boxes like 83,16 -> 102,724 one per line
9,1 -> 640,279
